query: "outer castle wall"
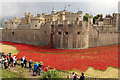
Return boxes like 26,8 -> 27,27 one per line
1,27 -> 119,49
89,31 -> 119,48
2,11 -> 120,49
1,22 -> 52,46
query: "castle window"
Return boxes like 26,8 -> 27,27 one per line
76,18 -> 79,21
77,32 -> 80,34
51,25 -> 54,29
35,25 -> 37,27
58,32 -> 61,35
12,31 -> 14,36
39,21 -> 40,23
65,32 -> 68,35
12,23 -> 13,24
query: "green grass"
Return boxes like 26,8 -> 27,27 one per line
1,68 -> 21,78
11,50 -> 19,55
68,66 -> 118,78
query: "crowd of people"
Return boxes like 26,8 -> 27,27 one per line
0,52 -> 17,70
20,56 -> 47,76
0,52 -> 84,80
0,52 -> 47,76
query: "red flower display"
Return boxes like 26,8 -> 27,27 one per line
2,41 -> 119,71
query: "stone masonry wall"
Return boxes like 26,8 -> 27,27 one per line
1,25 -> 119,49
2,22 -> 52,46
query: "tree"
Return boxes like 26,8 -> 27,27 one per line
83,13 -> 89,22
93,14 -> 101,24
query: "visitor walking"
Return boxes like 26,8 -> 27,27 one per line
72,72 -> 75,79
73,73 -> 79,80
13,56 -> 17,67
2,52 -> 6,58
33,62 -> 38,76
20,57 -> 24,68
4,58 -> 8,69
38,62 -> 43,76
10,55 -> 13,67
24,57 -> 27,68
44,66 -> 48,72
1,56 -> 4,68
29,59 -> 33,72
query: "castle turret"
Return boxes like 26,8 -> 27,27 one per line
116,13 -> 120,31
51,8 -> 56,15
25,13 -> 27,17
28,12 -> 31,23
64,5 -> 67,12
61,12 -> 65,21
88,13 -> 93,24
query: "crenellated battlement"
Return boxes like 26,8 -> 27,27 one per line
2,8 -> 120,49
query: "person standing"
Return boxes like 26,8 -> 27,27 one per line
79,73 -> 84,80
2,52 -> 6,58
38,62 -> 43,76
13,56 -> 17,67
20,57 -> 24,68
73,73 -> 79,80
1,56 -> 4,68
24,57 -> 27,68
44,66 -> 48,72
29,59 -> 33,72
10,55 -> 13,67
33,62 -> 38,76
72,72 -> 75,79
8,53 -> 11,57
7,54 -> 11,67
4,58 -> 8,69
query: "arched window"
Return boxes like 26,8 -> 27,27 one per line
76,18 -> 79,21
77,32 -> 80,34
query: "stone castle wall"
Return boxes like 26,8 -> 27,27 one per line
2,22 -> 52,46
1,27 -> 119,49
98,31 -> 119,46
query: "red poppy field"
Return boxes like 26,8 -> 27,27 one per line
1,41 -> 119,72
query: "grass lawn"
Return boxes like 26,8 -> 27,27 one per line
68,66 -> 118,78
1,68 -> 21,78
0,43 -> 19,55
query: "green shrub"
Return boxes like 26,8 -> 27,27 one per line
42,68 -> 63,79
